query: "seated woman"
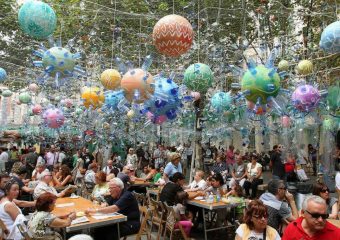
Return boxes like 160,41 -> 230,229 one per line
243,153 -> 263,199
312,183 -> 338,219
91,171 -> 110,203
173,191 -> 193,237
135,164 -> 157,182
51,164 -> 73,188
235,200 -> 280,240
28,192 -> 76,239
0,180 -> 25,240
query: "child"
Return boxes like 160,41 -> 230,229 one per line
225,184 -> 246,223
173,191 -> 193,237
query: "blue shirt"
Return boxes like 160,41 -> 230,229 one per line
164,162 -> 182,178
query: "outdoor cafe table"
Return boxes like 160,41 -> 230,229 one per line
187,198 -> 237,240
130,179 -> 155,187
53,197 -> 127,237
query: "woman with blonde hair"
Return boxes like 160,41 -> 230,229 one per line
163,152 -> 182,183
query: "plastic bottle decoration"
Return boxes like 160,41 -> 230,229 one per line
296,60 -> 313,75
81,87 -> 105,109
18,1 -> 57,39
281,115 -> 291,128
28,83 -> 39,93
102,90 -> 125,112
190,92 -> 201,101
210,92 -> 232,111
278,60 -> 289,71
184,63 -> 213,93
18,92 -> 32,104
291,85 -> 321,112
319,21 -> 340,54
0,68 -> 7,82
153,14 -> 193,57
100,69 -> 121,90
120,68 -> 154,103
1,89 -> 12,97
43,108 -> 65,129
32,104 -> 42,115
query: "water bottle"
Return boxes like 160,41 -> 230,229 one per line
216,192 -> 221,203
207,193 -> 214,204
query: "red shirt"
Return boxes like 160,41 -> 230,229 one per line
282,217 -> 340,240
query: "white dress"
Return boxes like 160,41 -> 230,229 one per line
0,200 -> 23,240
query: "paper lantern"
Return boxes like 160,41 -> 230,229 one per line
43,108 -> 65,128
18,92 -> 32,104
296,60 -> 313,75
2,89 -> 12,97
292,85 -> 320,112
210,92 -> 232,111
81,87 -> 105,109
153,14 -> 193,57
120,68 -> 154,103
319,21 -> 340,54
100,69 -> 121,90
32,104 -> 42,115
28,83 -> 39,92
184,63 -> 213,93
241,65 -> 280,104
278,60 -> 289,71
18,1 -> 57,39
0,68 -> 7,82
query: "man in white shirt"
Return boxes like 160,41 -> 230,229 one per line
33,171 -> 70,199
0,147 -> 9,173
85,163 -> 98,183
58,146 -> 66,164
103,160 -> 113,175
185,170 -> 207,192
45,145 -> 56,170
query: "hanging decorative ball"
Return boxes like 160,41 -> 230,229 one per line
210,92 -> 232,111
241,65 -> 280,104
100,69 -> 121,90
0,68 -> 7,82
184,63 -> 213,93
64,99 -> 73,108
153,14 -> 194,57
281,115 -> 291,128
18,92 -> 32,104
278,60 -> 289,71
18,1 -> 57,39
28,83 -> 39,93
127,109 -> 135,118
103,90 -> 125,111
32,104 -> 42,115
326,85 -> 340,111
42,47 -> 76,77
322,118 -> 333,130
42,108 -> 65,129
75,108 -> 83,116
296,60 -> 313,75
291,85 -> 321,112
120,68 -> 155,103
319,21 -> 340,54
1,89 -> 12,97
81,87 -> 105,109
190,92 -> 201,101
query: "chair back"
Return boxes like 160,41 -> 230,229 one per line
132,192 -> 147,206
17,222 -> 31,240
0,219 -> 9,240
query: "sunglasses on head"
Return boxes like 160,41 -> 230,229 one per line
320,188 -> 329,193
305,210 -> 328,219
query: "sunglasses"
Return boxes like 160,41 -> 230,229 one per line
253,214 -> 268,220
320,188 -> 329,193
279,186 -> 287,191
305,210 -> 329,220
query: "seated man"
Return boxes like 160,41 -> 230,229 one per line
31,162 -> 49,181
33,171 -> 73,199
86,178 -> 140,240
260,179 -> 298,231
185,170 -> 207,192
229,152 -> 247,188
84,163 -> 98,184
282,195 -> 340,239
117,165 -> 132,189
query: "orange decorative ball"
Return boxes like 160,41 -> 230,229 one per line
81,87 -> 105,109
153,14 -> 193,57
120,68 -> 154,103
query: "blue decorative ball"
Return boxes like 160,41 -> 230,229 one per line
103,90 -> 125,111
42,47 -> 76,77
0,68 -> 7,82
143,75 -> 181,124
320,21 -> 340,54
18,1 -> 57,39
211,92 -> 232,111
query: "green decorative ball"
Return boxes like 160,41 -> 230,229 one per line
241,65 -> 280,104
19,92 -> 32,104
278,60 -> 289,71
184,63 -> 213,92
42,47 -> 76,77
297,60 -> 313,75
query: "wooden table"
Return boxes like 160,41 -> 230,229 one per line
53,197 -> 127,235
328,219 -> 340,228
130,179 -> 155,187
188,198 -> 237,240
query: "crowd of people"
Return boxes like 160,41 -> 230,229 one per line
0,142 -> 339,240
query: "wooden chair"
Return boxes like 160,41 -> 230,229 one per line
162,203 -> 189,240
132,192 -> 148,207
17,222 -> 63,240
149,199 -> 166,240
17,222 -> 31,240
0,219 -> 9,240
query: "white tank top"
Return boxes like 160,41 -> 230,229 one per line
0,200 -> 21,233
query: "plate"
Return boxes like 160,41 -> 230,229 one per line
194,196 -> 204,200
76,211 -> 85,217
69,195 -> 80,199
